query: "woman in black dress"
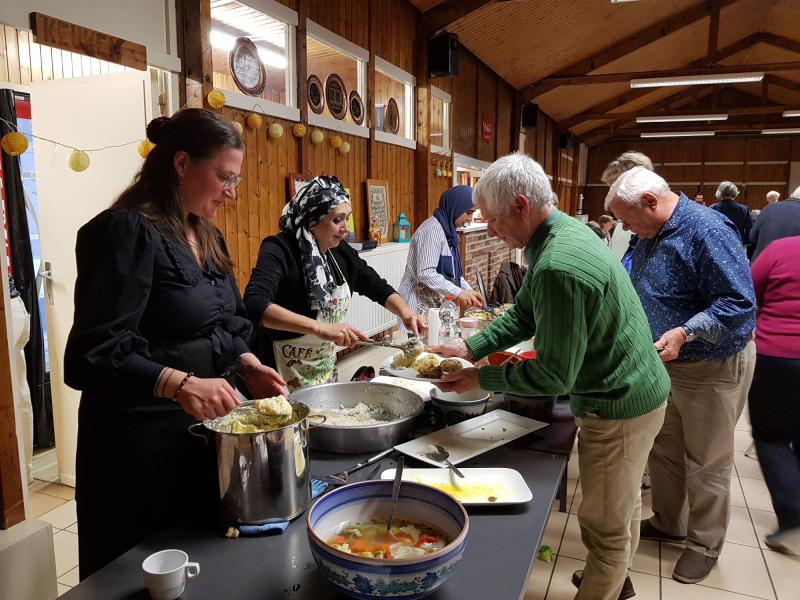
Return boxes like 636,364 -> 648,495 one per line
64,109 -> 286,579
243,176 -> 425,391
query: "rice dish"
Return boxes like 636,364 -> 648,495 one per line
315,402 -> 396,426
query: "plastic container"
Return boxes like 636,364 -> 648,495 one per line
439,296 -> 459,344
459,317 -> 480,339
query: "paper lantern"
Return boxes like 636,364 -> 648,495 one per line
207,89 -> 226,109
137,140 -> 155,158
268,123 -> 284,139
1,132 -> 28,157
310,129 -> 324,145
246,113 -> 264,130
68,150 -> 90,172
338,141 -> 351,155
330,135 -> 343,149
436,168 -> 443,177
292,124 -> 307,138
230,121 -> 243,136
447,170 -> 453,177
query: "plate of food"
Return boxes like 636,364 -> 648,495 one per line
382,351 -> 473,381
380,467 -> 532,506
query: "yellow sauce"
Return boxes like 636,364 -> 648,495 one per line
406,478 -> 508,503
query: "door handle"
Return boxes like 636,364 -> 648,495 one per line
42,261 -> 54,305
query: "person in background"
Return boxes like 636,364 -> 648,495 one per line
586,220 -> 608,242
398,186 -> 484,318
765,190 -> 780,205
64,109 -> 287,579
710,181 -> 751,246
432,153 -> 670,600
597,214 -> 615,245
244,177 -> 425,391
694,193 -> 706,206
600,151 -> 655,264
606,167 -> 756,585
749,185 -> 800,261
749,235 -> 800,556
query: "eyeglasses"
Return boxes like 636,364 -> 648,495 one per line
217,170 -> 242,190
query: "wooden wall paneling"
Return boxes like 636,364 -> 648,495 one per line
704,164 -> 745,184
0,27 -> 8,83
415,30 -> 434,229
495,82 -> 513,159
309,0 -> 369,48
4,27 -> 21,84
372,0 -> 415,72
17,30 -> 31,84
452,51 -> 478,158
476,63 -> 496,163
746,185 -> 787,209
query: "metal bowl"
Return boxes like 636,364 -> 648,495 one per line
288,382 -> 424,453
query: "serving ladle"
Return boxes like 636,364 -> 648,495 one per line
382,456 -> 404,544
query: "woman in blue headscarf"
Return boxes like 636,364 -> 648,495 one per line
398,186 -> 484,323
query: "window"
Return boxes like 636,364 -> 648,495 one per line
210,0 -> 299,121
374,57 -> 416,149
306,20 -> 369,138
431,85 -> 451,154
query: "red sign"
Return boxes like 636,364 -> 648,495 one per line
481,113 -> 492,143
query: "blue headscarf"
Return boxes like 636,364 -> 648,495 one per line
433,185 -> 474,284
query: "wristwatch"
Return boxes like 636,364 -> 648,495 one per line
681,325 -> 698,343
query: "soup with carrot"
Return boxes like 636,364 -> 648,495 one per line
326,517 -> 449,560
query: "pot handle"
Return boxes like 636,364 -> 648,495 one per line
307,414 -> 327,429
188,422 -> 210,444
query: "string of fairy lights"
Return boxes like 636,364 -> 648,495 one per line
0,88 -> 351,172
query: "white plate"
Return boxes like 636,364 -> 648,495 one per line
381,352 -> 473,382
393,409 -> 548,467
380,467 -> 532,506
370,375 -> 435,401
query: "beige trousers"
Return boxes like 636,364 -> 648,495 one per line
575,403 -> 667,600
649,341 -> 756,557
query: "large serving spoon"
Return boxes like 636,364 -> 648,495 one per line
383,456 -> 405,543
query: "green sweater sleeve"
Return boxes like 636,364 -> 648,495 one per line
477,268 -> 599,396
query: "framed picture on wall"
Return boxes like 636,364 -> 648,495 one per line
288,173 -> 315,202
366,179 -> 390,241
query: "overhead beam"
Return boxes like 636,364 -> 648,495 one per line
521,0 -> 738,101
557,32 -> 763,131
527,61 -> 800,95
572,104 -> 798,122
758,32 -> 800,55
600,120 -> 800,137
767,74 -> 800,95
707,0 -> 721,58
421,0 -> 505,36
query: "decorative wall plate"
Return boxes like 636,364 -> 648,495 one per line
307,74 -> 325,114
325,74 -> 347,120
229,37 -> 266,95
349,90 -> 365,125
384,98 -> 400,134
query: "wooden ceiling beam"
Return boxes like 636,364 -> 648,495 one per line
758,33 -> 800,55
600,120 -> 799,137
521,0 -> 738,101
707,0 -> 721,59
421,0 -> 508,36
767,74 -> 800,95
558,33 -> 763,131
528,60 -> 800,93
573,104 -> 797,121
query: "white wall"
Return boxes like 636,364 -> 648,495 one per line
0,0 -> 180,72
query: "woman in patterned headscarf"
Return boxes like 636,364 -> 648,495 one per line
244,176 -> 425,391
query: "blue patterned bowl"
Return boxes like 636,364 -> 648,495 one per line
307,479 -> 469,599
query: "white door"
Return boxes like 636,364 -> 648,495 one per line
31,71 -> 152,486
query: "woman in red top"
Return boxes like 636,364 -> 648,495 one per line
749,235 -> 800,556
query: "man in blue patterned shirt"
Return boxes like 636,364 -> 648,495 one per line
605,166 -> 756,585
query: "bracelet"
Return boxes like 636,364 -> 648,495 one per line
173,372 -> 194,402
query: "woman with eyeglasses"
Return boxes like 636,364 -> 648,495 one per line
244,176 -> 426,391
64,109 -> 287,579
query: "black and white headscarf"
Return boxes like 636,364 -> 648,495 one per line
280,176 -> 351,310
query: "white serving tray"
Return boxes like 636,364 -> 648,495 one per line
370,375 -> 436,401
382,352 -> 473,382
393,409 -> 548,467
380,467 -> 532,506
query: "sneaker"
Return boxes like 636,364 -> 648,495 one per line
639,519 -> 686,543
765,528 -> 800,557
571,569 -> 636,600
672,548 -> 717,584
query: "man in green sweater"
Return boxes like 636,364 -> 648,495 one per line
433,153 -> 670,600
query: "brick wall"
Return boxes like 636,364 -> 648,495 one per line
460,229 -> 517,298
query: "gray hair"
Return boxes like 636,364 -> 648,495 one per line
716,181 -> 739,200
600,151 -> 654,186
766,190 -> 780,203
604,166 -> 670,210
473,152 -> 553,215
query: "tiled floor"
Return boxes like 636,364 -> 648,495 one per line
33,347 -> 799,599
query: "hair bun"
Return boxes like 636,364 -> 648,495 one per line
146,116 -> 171,144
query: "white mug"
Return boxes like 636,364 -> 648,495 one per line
142,549 -> 200,600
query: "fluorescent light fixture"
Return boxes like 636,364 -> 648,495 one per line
783,110 -> 800,117
630,72 -> 764,88
762,128 -> 800,135
611,0 -> 642,3
637,114 -> 728,123
210,29 -> 287,69
640,131 -> 716,138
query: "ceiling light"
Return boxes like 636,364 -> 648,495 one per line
630,72 -> 764,88
637,114 -> 728,123
761,128 -> 800,135
611,0 -> 642,3
640,131 -> 716,138
783,110 -> 800,117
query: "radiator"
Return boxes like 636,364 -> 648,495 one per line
345,242 -> 409,337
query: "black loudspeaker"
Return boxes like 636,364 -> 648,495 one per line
559,131 -> 575,150
521,104 -> 539,128
429,33 -> 459,77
